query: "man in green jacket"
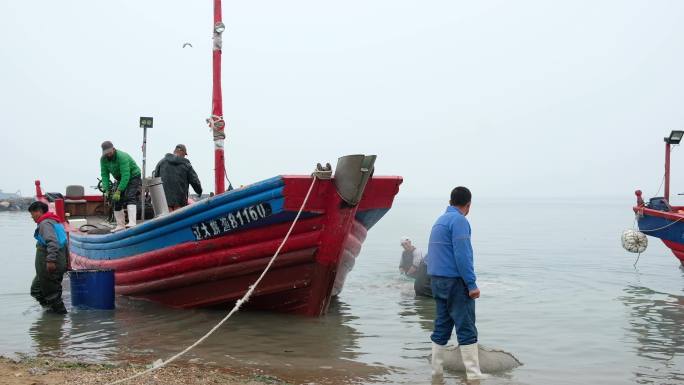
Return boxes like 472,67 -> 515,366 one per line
100,141 -> 142,231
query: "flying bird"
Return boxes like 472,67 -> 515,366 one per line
182,42 -> 193,48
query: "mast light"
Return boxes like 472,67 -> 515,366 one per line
140,117 -> 153,129
665,130 -> 684,145
214,22 -> 226,34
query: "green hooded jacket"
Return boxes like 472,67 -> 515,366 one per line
100,150 -> 141,191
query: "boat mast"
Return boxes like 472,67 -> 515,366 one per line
209,0 -> 227,195
665,140 -> 671,202
663,130 -> 684,202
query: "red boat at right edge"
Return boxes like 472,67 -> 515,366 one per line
633,130 -> 684,266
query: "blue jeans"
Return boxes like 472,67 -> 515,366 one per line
430,276 -> 477,346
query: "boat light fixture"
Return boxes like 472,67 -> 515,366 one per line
665,130 -> 684,145
139,117 -> 153,129
214,22 -> 226,34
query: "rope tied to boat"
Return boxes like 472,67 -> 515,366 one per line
624,213 -> 684,268
207,115 -> 226,141
634,215 -> 684,233
105,174 -> 319,385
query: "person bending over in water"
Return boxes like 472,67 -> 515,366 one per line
399,237 -> 431,297
399,237 -> 423,277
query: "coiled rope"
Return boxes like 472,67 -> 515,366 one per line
106,175 -> 318,385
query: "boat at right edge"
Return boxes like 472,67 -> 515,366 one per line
633,130 -> 684,267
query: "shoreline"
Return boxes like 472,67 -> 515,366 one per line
0,355 -> 291,385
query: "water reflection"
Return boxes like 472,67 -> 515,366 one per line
29,296 -> 387,384
397,294 -> 435,335
620,285 -> 684,384
65,308 -> 121,361
29,312 -> 67,355
29,301 -> 135,362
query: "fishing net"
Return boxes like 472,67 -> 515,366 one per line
622,229 -> 648,253
443,345 -> 522,373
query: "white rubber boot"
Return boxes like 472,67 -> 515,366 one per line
431,342 -> 446,376
126,204 -> 137,227
460,343 -> 488,380
113,210 -> 126,232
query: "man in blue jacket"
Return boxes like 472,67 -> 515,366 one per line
427,186 -> 485,379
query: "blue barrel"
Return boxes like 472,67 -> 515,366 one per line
69,269 -> 115,310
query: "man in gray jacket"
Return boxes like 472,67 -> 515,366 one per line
153,144 -> 203,211
28,201 -> 68,314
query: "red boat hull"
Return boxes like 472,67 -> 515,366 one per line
634,205 -> 684,266
67,175 -> 401,316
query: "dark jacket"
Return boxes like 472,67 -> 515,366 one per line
153,153 -> 202,207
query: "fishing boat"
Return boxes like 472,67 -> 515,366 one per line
632,130 -> 684,266
34,1 -> 402,316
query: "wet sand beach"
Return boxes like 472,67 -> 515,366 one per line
0,356 -> 289,385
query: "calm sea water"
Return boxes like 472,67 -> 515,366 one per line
0,197 -> 682,385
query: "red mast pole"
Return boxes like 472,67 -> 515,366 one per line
665,141 -> 671,201
34,180 -> 43,199
209,0 -> 226,195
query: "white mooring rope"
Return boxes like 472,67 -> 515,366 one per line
106,175 -> 318,385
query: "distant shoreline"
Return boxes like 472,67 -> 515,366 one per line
0,197 -> 31,211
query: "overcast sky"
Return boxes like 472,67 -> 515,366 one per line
1,1 -> 684,201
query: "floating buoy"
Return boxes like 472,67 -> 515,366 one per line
622,229 -> 648,253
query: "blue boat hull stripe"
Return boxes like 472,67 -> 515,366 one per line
72,176 -> 285,244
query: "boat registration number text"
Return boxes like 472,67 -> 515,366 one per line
191,203 -> 273,240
